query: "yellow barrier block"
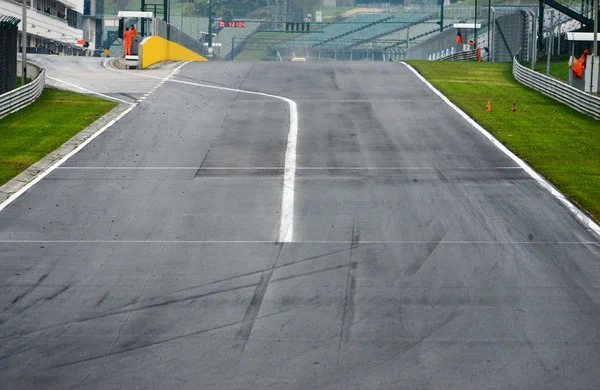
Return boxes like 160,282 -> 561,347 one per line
140,36 -> 207,69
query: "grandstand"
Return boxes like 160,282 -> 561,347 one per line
323,14 -> 431,48
290,13 -> 393,47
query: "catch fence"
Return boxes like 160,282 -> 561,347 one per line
0,15 -> 19,94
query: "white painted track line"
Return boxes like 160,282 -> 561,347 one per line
0,239 -> 596,245
55,166 -> 523,170
0,64 -> 188,214
133,71 -> 299,244
46,76 -> 131,104
401,62 -> 600,239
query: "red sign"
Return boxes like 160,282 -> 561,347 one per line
218,21 -> 246,28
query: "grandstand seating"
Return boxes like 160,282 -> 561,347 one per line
324,14 -> 428,48
290,13 -> 393,47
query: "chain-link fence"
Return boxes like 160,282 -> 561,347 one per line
151,17 -> 205,55
492,9 -> 529,62
0,15 -> 19,94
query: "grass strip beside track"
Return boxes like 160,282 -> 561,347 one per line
0,87 -> 118,186
408,61 -> 600,221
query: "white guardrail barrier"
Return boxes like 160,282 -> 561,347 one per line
513,57 -> 600,120
0,61 -> 45,119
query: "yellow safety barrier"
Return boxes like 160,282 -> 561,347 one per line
139,36 -> 207,69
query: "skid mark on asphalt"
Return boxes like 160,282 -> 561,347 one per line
234,243 -> 284,357
337,223 -> 359,362
404,231 -> 447,276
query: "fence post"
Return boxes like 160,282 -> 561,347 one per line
546,11 -> 554,77
231,37 -> 234,61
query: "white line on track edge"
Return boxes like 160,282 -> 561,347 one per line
46,76 -> 131,104
0,62 -> 189,214
137,72 -> 299,243
401,61 -> 600,239
0,105 -> 135,213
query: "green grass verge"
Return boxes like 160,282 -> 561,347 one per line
408,61 -> 600,221
532,55 -> 570,81
0,88 -> 117,186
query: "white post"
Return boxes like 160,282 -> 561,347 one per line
591,0 -> 598,94
21,0 -> 27,85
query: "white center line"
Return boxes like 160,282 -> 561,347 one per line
136,73 -> 299,243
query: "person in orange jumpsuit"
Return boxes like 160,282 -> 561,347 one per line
456,31 -> 463,45
573,49 -> 590,79
131,25 -> 138,38
124,27 -> 132,56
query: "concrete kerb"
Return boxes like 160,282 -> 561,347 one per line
0,103 -> 130,204
401,61 -> 600,238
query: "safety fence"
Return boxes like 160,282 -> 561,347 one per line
0,15 -> 19,94
439,49 -> 479,61
0,61 -> 45,119
513,57 -> 600,120
272,45 -> 404,62
151,17 -> 205,55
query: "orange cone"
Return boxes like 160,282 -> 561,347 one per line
487,101 -> 491,111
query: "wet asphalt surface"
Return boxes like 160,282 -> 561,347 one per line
1,60 -> 600,389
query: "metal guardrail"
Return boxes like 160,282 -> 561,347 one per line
513,57 -> 600,120
0,65 -> 45,119
439,49 -> 478,61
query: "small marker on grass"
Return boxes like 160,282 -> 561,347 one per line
512,102 -> 517,112
487,101 -> 491,111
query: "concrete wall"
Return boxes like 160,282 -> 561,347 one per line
139,36 -> 207,69
16,60 -> 43,79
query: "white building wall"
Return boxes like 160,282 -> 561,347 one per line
0,0 -> 83,42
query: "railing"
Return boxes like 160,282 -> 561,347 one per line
513,57 -> 600,120
439,49 -> 479,61
0,62 -> 45,119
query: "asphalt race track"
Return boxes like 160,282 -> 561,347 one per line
1,59 -> 600,389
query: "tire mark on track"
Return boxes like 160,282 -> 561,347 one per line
404,231 -> 446,276
234,243 -> 284,357
337,223 -> 359,362
9,272 -> 50,306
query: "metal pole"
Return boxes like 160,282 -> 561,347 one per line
546,11 -> 553,76
590,0 -> 598,94
231,37 -> 234,60
21,0 -> 27,86
492,7 -> 495,62
487,1 -> 491,60
532,9 -> 537,69
207,0 -> 212,56
594,0 -> 598,56
474,0 -> 478,48
440,0 -> 444,32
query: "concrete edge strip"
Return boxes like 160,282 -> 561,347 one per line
0,60 -> 190,212
0,103 -> 137,213
400,61 -> 600,239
